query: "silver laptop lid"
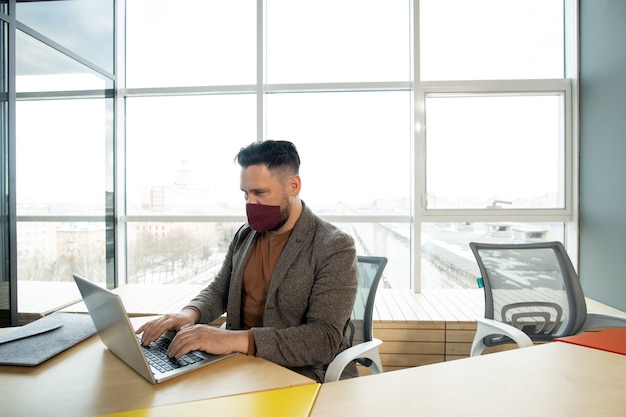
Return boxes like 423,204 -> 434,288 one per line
72,274 -> 234,384
73,274 -> 157,383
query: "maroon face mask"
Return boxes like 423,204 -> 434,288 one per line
246,203 -> 283,232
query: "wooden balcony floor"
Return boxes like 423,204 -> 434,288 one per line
16,282 -> 490,322
12,281 -> 626,372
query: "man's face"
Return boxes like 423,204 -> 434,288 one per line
241,164 -> 300,232
240,164 -> 287,207
241,164 -> 301,232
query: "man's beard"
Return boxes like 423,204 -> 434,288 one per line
270,196 -> 291,232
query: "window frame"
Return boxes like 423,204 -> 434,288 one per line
118,0 -> 579,292
416,78 -> 574,222
9,0 -> 579,298
411,1 -> 579,291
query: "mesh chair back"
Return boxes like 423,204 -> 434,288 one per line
469,241 -> 587,346
349,256 -> 387,350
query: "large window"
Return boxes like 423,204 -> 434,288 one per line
415,0 -> 573,290
9,0 -> 115,323
6,0 -> 578,322
122,0 -> 415,290
122,0 -> 575,292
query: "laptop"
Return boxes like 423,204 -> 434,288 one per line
73,274 -> 234,384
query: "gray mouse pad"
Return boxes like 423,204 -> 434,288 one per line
0,312 -> 96,366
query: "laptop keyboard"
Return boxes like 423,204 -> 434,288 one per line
139,335 -> 205,374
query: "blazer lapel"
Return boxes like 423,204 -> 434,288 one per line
266,204 -> 314,304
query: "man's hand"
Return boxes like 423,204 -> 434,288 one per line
135,308 -> 198,346
167,325 -> 249,358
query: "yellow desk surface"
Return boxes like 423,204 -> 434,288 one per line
311,342 -> 626,417
98,383 -> 320,417
0,317 -> 314,417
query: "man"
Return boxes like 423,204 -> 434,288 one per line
137,140 -> 359,382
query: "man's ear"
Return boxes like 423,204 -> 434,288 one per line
288,174 -> 301,196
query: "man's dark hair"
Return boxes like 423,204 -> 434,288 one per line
235,140 -> 300,174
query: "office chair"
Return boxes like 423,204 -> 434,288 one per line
469,241 -> 626,357
324,255 -> 387,382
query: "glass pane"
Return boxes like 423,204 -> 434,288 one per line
126,0 -> 256,88
266,91 -> 411,214
127,221 -> 409,287
425,94 -> 564,209
16,0 -> 114,74
267,0 -> 411,83
337,222 -> 410,290
420,0 -> 564,81
17,221 -> 106,316
126,222 -> 241,285
125,95 -> 256,215
421,222 -> 564,289
18,221 -> 107,282
16,99 -> 110,214
16,30 -> 112,92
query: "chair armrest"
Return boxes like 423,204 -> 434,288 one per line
470,317 -> 534,357
324,338 -> 383,383
579,313 -> 626,332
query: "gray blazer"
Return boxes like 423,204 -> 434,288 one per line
186,202 -> 359,382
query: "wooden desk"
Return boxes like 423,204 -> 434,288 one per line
0,317 -> 314,417
310,342 -> 626,417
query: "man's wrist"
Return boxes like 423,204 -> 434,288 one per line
246,329 -> 256,356
181,307 -> 200,323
